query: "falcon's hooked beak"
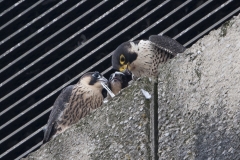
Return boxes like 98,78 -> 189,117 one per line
119,64 -> 128,72
122,68 -> 131,75
119,63 -> 131,75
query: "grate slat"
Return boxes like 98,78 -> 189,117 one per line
0,107 -> 52,144
0,127 -> 44,159
0,0 -> 25,17
160,0 -> 214,35
0,0 -> 89,59
0,0 -> 71,46
14,141 -> 43,160
184,5 -> 240,47
130,0 -> 193,41
173,0 -> 234,40
0,0 -> 45,31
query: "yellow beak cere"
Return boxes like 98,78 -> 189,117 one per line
119,64 -> 128,72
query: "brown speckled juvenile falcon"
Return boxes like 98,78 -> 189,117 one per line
111,35 -> 185,78
43,71 -> 108,143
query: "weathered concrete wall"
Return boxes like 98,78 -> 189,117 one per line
157,14 -> 240,159
23,78 -> 152,160
23,14 -> 240,160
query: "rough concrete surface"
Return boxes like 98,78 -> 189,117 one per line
23,78 -> 152,160
157,14 -> 240,159
23,14 -> 240,160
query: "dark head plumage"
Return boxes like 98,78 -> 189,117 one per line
80,71 -> 108,90
111,42 -> 138,72
108,72 -> 131,95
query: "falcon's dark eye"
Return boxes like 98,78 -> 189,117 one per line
120,54 -> 125,65
92,72 -> 101,78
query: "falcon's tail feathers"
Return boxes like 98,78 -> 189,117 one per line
149,35 -> 186,54
42,124 -> 54,143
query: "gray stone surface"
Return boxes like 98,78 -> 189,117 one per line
157,14 -> 240,159
23,78 -> 152,160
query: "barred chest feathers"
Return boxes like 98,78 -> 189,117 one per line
129,40 -> 164,77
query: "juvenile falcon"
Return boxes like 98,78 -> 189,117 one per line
43,71 -> 108,143
111,35 -> 185,78
108,72 -> 130,95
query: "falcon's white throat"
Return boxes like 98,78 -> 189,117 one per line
128,40 -> 154,77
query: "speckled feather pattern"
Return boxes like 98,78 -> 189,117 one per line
130,40 -> 173,77
43,75 -> 105,142
55,84 -> 103,135
43,85 -> 73,142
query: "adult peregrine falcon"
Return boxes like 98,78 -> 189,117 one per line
111,35 -> 185,78
108,72 -> 130,95
43,71 -> 108,143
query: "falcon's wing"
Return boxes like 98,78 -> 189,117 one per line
43,85 -> 74,143
149,35 -> 186,56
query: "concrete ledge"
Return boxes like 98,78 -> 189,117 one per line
157,14 -> 240,159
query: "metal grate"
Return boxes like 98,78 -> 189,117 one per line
0,0 -> 239,159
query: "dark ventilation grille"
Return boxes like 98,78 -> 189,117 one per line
0,0 -> 239,159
